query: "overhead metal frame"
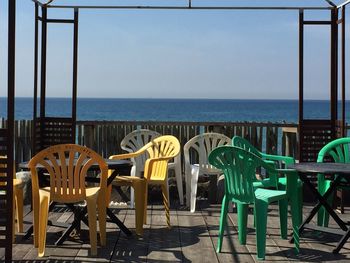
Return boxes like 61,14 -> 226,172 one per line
30,0 -> 350,161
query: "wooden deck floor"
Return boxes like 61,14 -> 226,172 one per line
4,201 -> 350,262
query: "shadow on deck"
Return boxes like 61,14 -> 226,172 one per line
5,201 -> 350,262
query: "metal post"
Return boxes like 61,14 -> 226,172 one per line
342,7 -> 346,137
6,0 -> 15,261
72,8 -> 79,143
298,10 -> 304,161
299,10 -> 304,123
330,8 -> 338,134
40,6 -> 47,118
34,3 -> 38,121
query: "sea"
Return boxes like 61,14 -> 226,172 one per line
0,97 -> 348,123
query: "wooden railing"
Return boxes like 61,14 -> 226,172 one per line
9,119 -> 300,165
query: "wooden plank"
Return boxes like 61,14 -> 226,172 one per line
177,206 -> 219,262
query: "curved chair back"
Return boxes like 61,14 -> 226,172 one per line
121,129 -> 161,176
232,136 -> 262,157
28,144 -> 108,203
208,146 -> 269,203
143,135 -> 181,181
317,137 -> 350,163
184,133 -> 231,174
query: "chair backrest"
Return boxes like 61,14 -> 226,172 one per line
121,129 -> 161,175
28,144 -> 108,203
184,133 -> 231,173
317,137 -> 350,163
232,136 -> 262,157
143,135 -> 181,181
208,146 -> 277,203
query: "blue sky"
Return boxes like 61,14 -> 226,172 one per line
3,0 -> 349,99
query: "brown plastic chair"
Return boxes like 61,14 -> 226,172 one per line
28,144 -> 108,257
108,135 -> 180,233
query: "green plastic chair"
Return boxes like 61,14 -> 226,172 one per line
232,136 -> 303,230
317,137 -> 350,227
208,145 -> 300,260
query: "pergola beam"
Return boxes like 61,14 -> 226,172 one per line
31,0 -> 332,10
338,0 -> 350,8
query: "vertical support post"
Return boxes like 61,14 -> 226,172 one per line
6,0 -> 15,261
40,6 -> 47,118
330,8 -> 338,135
33,3 -> 39,153
33,3 -> 38,121
298,9 -> 304,161
341,7 -> 346,137
72,8 -> 79,143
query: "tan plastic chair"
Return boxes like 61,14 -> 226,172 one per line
0,157 -> 23,241
120,129 -> 184,207
28,144 -> 108,257
109,135 -> 180,230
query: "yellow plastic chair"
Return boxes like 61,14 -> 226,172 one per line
108,135 -> 180,231
28,144 -> 108,257
0,156 -> 23,241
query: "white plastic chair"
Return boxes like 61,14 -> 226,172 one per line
184,133 -> 231,212
120,129 -> 184,207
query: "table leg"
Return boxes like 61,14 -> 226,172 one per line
290,174 -> 347,244
300,174 -> 347,232
106,208 -> 132,236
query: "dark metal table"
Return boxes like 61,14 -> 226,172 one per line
19,159 -> 133,243
289,162 -> 350,254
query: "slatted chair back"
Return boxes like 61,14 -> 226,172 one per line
184,133 -> 231,174
121,129 -> 161,176
28,144 -> 108,203
317,137 -> 350,163
208,146 -> 277,204
143,135 -> 181,181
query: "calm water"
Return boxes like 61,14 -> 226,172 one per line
0,97 -> 347,123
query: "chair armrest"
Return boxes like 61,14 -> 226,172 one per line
261,153 -> 295,166
109,149 -> 147,160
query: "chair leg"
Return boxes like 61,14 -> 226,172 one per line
133,179 -> 146,235
190,168 -> 200,213
144,183 -> 149,225
130,187 -> 135,209
161,183 -> 171,228
217,195 -> 229,253
278,199 -> 288,239
237,203 -> 248,245
32,191 -> 40,248
254,199 -> 268,261
98,191 -> 107,247
174,158 -> 184,205
317,180 -> 332,227
290,192 -> 300,254
14,187 -> 23,233
297,181 -> 303,226
86,196 -> 98,256
38,192 -> 50,257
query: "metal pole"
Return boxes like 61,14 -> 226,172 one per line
72,8 -> 78,143
342,6 -> 346,137
298,9 -> 304,161
6,0 -> 15,261
33,4 -> 38,120
299,10 -> 304,123
40,6 -> 47,118
330,8 -> 338,134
